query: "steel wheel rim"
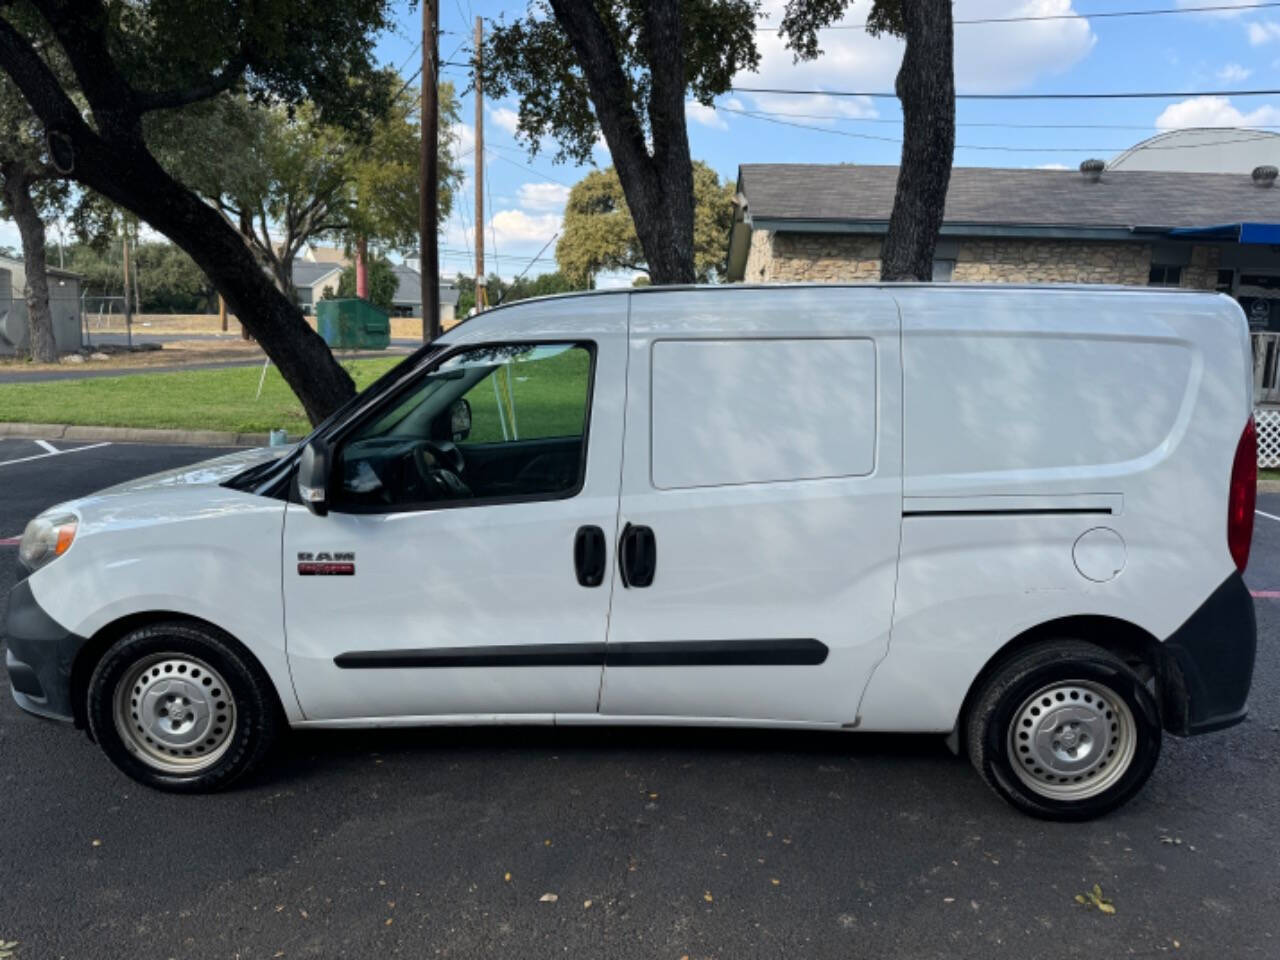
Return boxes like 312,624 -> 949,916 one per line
114,653 -> 237,774
1007,679 -> 1137,801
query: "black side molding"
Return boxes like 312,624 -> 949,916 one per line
335,638 -> 829,669
605,638 -> 827,666
335,643 -> 606,669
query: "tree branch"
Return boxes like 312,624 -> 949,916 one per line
134,53 -> 248,112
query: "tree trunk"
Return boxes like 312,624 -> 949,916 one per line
548,0 -> 696,285
2,164 -> 57,363
89,144 -> 353,421
355,235 -> 369,299
880,0 -> 955,283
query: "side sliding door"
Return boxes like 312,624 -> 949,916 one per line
598,287 -> 903,725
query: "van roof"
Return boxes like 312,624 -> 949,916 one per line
450,281 -> 1224,335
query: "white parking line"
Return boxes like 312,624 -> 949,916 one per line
0,441 -> 111,467
1256,509 -> 1280,523
33,439 -> 58,454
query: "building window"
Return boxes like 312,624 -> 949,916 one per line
1216,269 -> 1234,293
1148,265 -> 1182,287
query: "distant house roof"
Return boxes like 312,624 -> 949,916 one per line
0,253 -> 83,281
390,263 -> 460,308
304,244 -> 350,266
292,261 -> 343,290
728,162 -> 1280,280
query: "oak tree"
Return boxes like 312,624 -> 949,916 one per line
557,162 -> 735,285
0,0 -> 401,422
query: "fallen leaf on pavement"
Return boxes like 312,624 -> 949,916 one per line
703,892 -> 713,903
539,893 -> 559,903
583,900 -> 592,909
1076,884 -> 1116,915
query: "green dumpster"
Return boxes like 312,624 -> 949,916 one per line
315,298 -> 391,350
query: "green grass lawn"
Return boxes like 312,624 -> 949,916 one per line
462,346 -> 590,443
0,358 -> 401,435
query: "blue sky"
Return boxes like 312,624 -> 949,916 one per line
366,0 -> 1280,283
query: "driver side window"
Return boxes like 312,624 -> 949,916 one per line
336,342 -> 593,511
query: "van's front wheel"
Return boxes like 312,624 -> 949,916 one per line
966,641 -> 1162,820
87,622 -> 280,792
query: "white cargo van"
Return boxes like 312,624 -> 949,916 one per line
6,285 -> 1257,819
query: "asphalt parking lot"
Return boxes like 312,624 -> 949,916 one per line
1,436 -> 1278,959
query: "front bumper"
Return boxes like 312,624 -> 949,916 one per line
1162,571 -> 1257,736
4,578 -> 85,723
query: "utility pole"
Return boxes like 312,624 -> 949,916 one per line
121,227 -> 132,349
419,0 -> 441,342
474,15 -> 486,314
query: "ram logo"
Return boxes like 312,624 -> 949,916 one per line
297,552 -> 356,576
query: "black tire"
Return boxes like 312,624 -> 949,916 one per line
965,640 -> 1162,821
87,621 -> 281,793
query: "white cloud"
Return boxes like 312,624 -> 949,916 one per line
489,106 -> 521,135
686,100 -> 728,130
490,209 -> 562,246
736,0 -> 1096,123
1249,20 -> 1280,44
1218,62 -> 1254,81
517,181 -> 571,211
1155,95 -> 1280,128
1035,163 -> 1070,170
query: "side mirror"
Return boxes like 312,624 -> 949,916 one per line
297,440 -> 330,516
450,398 -> 472,442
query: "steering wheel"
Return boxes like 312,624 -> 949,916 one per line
411,440 -> 472,500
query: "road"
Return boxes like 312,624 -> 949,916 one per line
0,436 -> 1277,959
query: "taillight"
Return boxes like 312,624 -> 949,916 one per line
1228,416 -> 1257,572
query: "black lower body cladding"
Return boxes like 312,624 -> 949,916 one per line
1162,571 -> 1257,735
4,578 -> 86,722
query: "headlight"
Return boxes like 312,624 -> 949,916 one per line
18,513 -> 78,572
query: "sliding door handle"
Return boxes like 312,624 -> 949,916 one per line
618,523 -> 656,588
574,525 -> 606,587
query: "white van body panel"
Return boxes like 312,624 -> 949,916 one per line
856,288 -> 1251,731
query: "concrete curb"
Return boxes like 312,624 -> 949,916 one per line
0,422 -> 269,447
1260,478 -> 1280,495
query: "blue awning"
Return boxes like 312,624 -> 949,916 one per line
1168,222 -> 1280,244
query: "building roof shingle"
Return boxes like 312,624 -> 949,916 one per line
738,163 -> 1280,230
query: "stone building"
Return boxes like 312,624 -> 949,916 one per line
726,164 -> 1280,324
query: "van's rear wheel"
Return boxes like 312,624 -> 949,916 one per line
87,622 -> 280,792
966,640 -> 1161,820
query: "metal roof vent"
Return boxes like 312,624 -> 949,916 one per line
1079,158 -> 1105,183
1252,165 -> 1277,187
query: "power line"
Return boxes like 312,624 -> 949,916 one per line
754,2 -> 1280,30
715,108 -> 1280,132
485,145 -> 578,189
718,105 -> 1280,153
730,86 -> 1280,101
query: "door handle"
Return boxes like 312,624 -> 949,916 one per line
618,523 -> 656,588
574,525 -> 606,587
